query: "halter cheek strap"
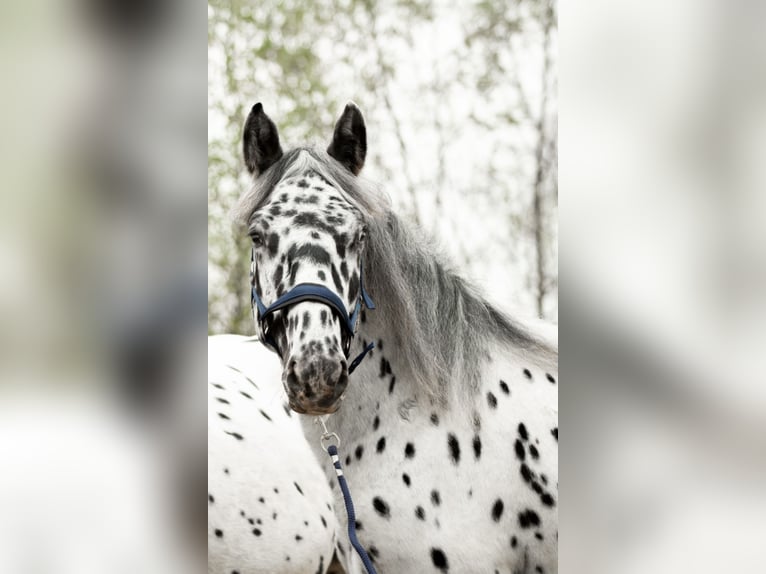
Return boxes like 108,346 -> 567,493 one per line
251,249 -> 376,374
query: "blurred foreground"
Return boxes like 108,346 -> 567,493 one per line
0,0 -> 206,571
561,0 -> 766,572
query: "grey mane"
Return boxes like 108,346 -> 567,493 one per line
234,147 -> 556,402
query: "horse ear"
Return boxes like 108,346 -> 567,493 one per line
327,102 -> 367,175
243,103 -> 283,176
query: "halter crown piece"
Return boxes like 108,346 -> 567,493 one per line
250,248 -> 376,374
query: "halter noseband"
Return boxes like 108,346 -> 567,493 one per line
250,249 -> 375,374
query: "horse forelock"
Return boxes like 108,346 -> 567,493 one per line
232,147 -> 389,227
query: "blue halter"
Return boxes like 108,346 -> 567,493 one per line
251,249 -> 376,374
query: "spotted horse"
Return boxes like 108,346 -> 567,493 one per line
208,334 -> 347,574
232,102 -> 559,573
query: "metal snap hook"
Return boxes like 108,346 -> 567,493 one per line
320,431 -> 341,452
316,416 -> 341,452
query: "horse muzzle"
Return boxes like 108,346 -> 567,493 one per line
284,355 -> 349,415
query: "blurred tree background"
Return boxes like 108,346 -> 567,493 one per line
208,0 -> 557,334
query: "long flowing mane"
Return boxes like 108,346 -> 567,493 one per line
235,147 -> 556,402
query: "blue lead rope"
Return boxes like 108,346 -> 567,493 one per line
327,444 -> 379,574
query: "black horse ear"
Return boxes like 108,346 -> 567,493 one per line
327,102 -> 367,175
243,103 -> 283,176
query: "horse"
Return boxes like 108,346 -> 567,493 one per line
207,334 -> 346,574
230,101 -> 558,573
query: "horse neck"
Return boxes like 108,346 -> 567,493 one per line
328,252 -> 483,437
311,212 -> 551,440
324,310 -> 424,439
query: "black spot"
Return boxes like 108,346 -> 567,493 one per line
295,534 -> 303,541
317,269 -> 326,281
535,532 -> 544,541
320,515 -> 327,528
378,356 -> 388,378
447,433 -> 460,465
487,392 -> 497,409
354,520 -> 363,531
252,528 -> 261,536
518,509 -> 541,528
515,439 -> 526,461
297,179 -> 309,188
551,427 -> 558,441
511,535 -> 518,548
302,311 -> 311,330
415,506 -> 425,520
431,548 -> 449,571
492,499 -> 504,522
293,242 -> 332,266
216,397 -> 230,405
388,376 -> 397,394
214,528 -> 223,538
430,413 -> 439,426
294,482 -> 304,495
404,443 -> 415,458
376,436 -> 386,453
208,494 -> 214,503
472,435 -> 482,460
330,264 -> 343,293
340,260 -> 349,281
267,233 -> 280,257
402,473 -> 411,487
520,463 -> 533,483
259,409 -> 272,421
294,211 -> 334,234
529,444 -> 539,459
541,493 -> 556,507
347,271 -> 359,305
289,261 -> 301,285
372,497 -> 390,518
546,373 -> 556,384
217,412 -> 230,420
333,233 -> 348,258
523,368 -> 533,380
518,423 -> 529,440
225,431 -> 243,440
499,380 -> 510,394
431,490 -> 441,506
373,415 -> 380,431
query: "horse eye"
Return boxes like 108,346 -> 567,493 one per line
250,231 -> 264,246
